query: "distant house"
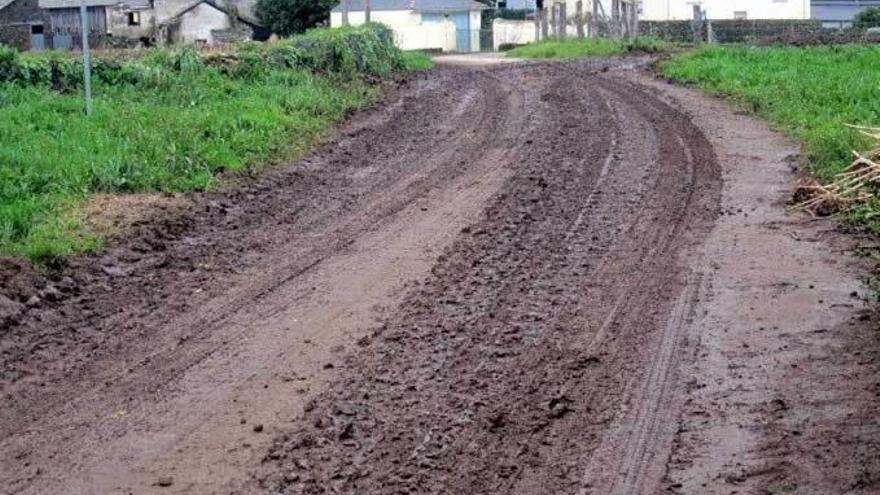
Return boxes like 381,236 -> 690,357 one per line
0,0 -> 50,50
812,0 -> 880,28
0,0 -> 266,50
330,0 -> 488,52
154,0 -> 269,45
641,0 -> 811,21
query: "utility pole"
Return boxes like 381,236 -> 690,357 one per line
364,0 -> 371,23
79,0 -> 92,116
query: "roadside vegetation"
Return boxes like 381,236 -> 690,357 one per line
506,36 -> 668,59
662,45 -> 880,180
662,44 -> 880,227
0,24 -> 429,262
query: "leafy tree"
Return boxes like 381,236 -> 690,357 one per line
256,0 -> 337,36
853,7 -> 880,29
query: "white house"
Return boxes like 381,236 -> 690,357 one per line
330,0 -> 488,52
641,0 -> 811,21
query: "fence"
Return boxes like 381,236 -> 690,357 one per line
491,2 -> 880,50
639,19 -> 823,44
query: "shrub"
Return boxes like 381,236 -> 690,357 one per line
854,7 -> 880,30
0,24 -> 403,91
0,45 -> 20,81
255,0 -> 337,36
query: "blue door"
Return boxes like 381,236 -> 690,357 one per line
30,25 -> 45,51
450,12 -> 470,52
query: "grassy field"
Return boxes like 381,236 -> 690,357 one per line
0,25 -> 430,262
507,36 -> 669,59
662,45 -> 880,183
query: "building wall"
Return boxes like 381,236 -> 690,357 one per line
174,2 -> 231,43
330,10 -> 460,51
46,6 -> 107,48
812,0 -> 880,25
106,6 -> 155,40
0,24 -> 31,49
641,0 -> 811,21
492,18 -> 535,48
0,0 -> 44,25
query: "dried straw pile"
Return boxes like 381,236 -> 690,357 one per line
794,125 -> 880,216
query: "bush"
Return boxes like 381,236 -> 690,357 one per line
255,0 -> 336,36
0,45 -> 20,81
854,7 -> 880,30
0,24 -> 403,91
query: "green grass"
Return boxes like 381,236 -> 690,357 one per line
0,68 -> 372,261
0,24 -> 413,262
507,36 -> 669,59
661,45 -> 880,182
400,50 -> 434,70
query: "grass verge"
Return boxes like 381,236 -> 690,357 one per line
400,50 -> 435,70
661,45 -> 880,183
507,36 -> 669,59
0,24 -> 415,262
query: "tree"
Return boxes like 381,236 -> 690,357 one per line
853,7 -> 880,30
256,0 -> 338,36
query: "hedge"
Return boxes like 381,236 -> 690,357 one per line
0,23 -> 404,91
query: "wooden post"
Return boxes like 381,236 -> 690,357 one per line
342,5 -> 349,26
591,0 -> 599,37
559,2 -> 567,39
691,4 -> 701,45
364,0 -> 371,23
535,7 -> 542,41
575,0 -> 584,39
632,0 -> 639,39
611,0 -> 620,38
541,6 -> 549,39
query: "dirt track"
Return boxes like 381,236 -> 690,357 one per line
1,58 -> 879,495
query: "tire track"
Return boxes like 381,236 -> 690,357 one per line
256,63 -> 721,495
0,68 -> 530,495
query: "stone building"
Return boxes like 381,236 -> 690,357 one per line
0,0 -> 267,49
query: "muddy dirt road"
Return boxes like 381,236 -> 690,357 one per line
2,59 -> 879,495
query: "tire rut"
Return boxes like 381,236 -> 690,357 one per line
0,68 -> 528,494
255,64 -> 721,495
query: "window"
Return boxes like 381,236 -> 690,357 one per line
128,11 -> 140,26
31,24 -> 44,34
733,11 -> 747,20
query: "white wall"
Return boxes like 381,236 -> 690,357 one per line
469,10 -> 481,53
493,18 -> 536,49
177,2 -> 231,43
330,11 -> 460,52
641,0 -> 810,21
